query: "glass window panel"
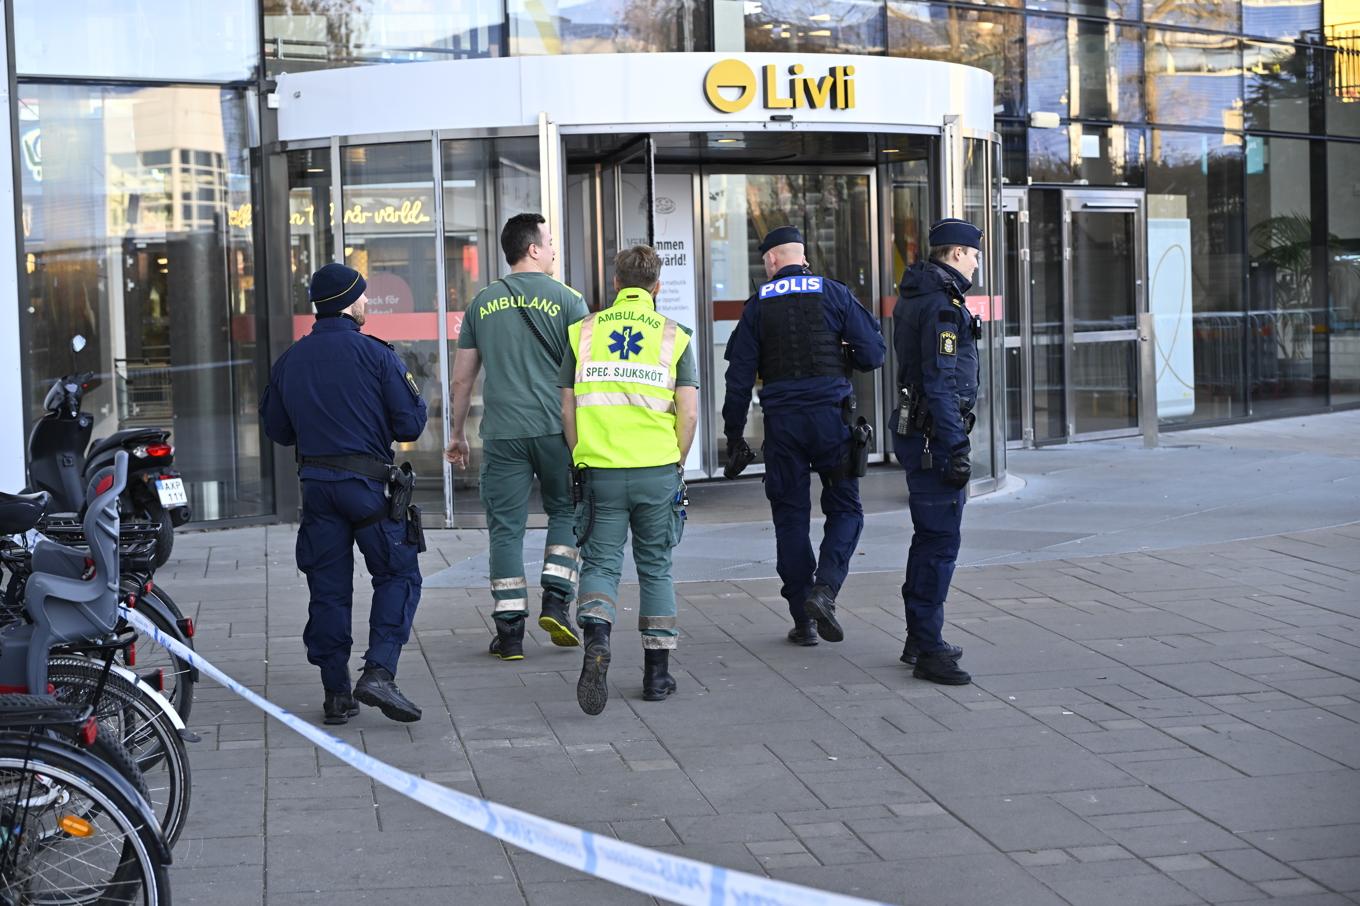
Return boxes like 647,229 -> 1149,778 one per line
888,4 -> 1024,117
510,0 -> 710,54
1026,15 -> 1069,116
285,149 -> 335,316
264,0 -> 503,74
1245,135 -> 1328,414
13,0 -> 258,80
1146,30 -> 1245,129
17,84 -> 272,520
1145,0 -> 1239,31
340,142 -> 444,515
1028,124 -> 1145,185
1000,120 -> 1028,184
1243,0 -> 1322,40
963,139 -> 995,480
1024,0 -> 1139,20
1072,21 -> 1145,122
441,136 -> 541,516
1322,35 -> 1360,137
1147,128 -> 1247,424
1329,141 -> 1360,405
1245,41 -> 1318,133
1028,188 -> 1067,441
745,0 -> 886,53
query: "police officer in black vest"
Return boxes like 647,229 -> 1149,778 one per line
723,226 -> 885,645
260,263 -> 429,724
891,219 -> 982,686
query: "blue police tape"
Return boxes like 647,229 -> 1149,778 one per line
120,606 -> 894,906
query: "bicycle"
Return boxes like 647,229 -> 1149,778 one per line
0,694 -> 171,904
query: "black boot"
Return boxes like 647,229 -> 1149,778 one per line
802,585 -> 844,643
900,636 -> 963,666
489,615 -> 526,660
913,651 -> 972,686
576,621 -> 612,716
323,691 -> 359,726
538,589 -> 580,647
787,621 -> 819,646
642,649 -> 677,701
353,664 -> 422,722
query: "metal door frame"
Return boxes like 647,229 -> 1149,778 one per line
1002,187 -> 1032,449
1061,188 -> 1147,441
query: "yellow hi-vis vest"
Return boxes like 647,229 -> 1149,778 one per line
569,288 -> 691,469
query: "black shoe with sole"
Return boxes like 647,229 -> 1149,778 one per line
577,621 -> 612,716
787,621 -> 819,647
913,651 -> 972,685
489,616 -> 526,660
323,691 -> 359,726
642,649 -> 677,701
354,665 -> 422,722
900,637 -> 963,666
538,589 -> 580,647
802,585 -> 844,643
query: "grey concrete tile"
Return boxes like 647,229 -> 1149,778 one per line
1025,860 -> 1203,906
948,794 -> 1114,851
1158,866 -> 1263,903
1159,772 -> 1360,833
1294,857 -> 1360,893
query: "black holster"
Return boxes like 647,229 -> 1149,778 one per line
848,417 -> 873,479
405,504 -> 427,552
388,462 -> 416,520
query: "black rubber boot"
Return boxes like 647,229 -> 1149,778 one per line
489,615 -> 526,660
538,589 -> 579,647
802,585 -> 844,643
576,621 -> 612,716
323,691 -> 359,726
642,649 -> 677,701
354,664 -> 422,722
913,651 -> 972,686
787,621 -> 819,646
900,637 -> 963,666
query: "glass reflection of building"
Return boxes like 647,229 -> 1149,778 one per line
4,0 -> 1358,526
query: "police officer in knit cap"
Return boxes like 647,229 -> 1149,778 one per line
260,263 -> 429,724
723,226 -> 885,646
891,218 -> 983,686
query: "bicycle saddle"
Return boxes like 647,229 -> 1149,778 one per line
0,490 -> 50,535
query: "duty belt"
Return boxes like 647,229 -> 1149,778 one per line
297,454 -> 395,482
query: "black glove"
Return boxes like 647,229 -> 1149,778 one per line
943,449 -> 972,489
724,437 -> 755,480
962,411 -> 977,435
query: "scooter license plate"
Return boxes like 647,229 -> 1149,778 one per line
155,478 -> 188,507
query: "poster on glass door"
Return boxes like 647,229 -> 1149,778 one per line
620,172 -> 703,471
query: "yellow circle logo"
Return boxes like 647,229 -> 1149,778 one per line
703,59 -> 757,114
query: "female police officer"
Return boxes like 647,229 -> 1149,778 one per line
891,219 -> 981,686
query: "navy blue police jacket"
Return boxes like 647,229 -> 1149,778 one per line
722,265 -> 886,438
259,315 -> 428,487
893,260 -> 979,455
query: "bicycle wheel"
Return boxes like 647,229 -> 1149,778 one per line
0,735 -> 169,905
45,661 -> 191,848
118,581 -> 195,723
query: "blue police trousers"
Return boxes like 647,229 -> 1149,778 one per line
574,465 -> 683,649
893,432 -> 966,653
762,406 -> 864,623
297,478 -> 423,692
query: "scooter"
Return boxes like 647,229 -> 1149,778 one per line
26,336 -> 190,569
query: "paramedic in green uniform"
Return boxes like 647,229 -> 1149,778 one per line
446,213 -> 590,660
559,245 -> 700,716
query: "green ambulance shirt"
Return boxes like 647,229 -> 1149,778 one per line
458,271 -> 590,440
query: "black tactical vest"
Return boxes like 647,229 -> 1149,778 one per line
755,274 -> 844,383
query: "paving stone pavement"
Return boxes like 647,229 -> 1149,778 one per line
153,517 -> 1359,906
153,414 -> 1360,905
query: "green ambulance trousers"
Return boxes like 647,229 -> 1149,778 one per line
479,435 -> 578,620
575,465 -> 685,649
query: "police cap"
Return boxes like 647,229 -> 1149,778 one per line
309,263 -> 367,315
928,218 -> 982,250
758,225 -> 804,255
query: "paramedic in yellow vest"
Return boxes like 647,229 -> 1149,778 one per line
559,246 -> 700,716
